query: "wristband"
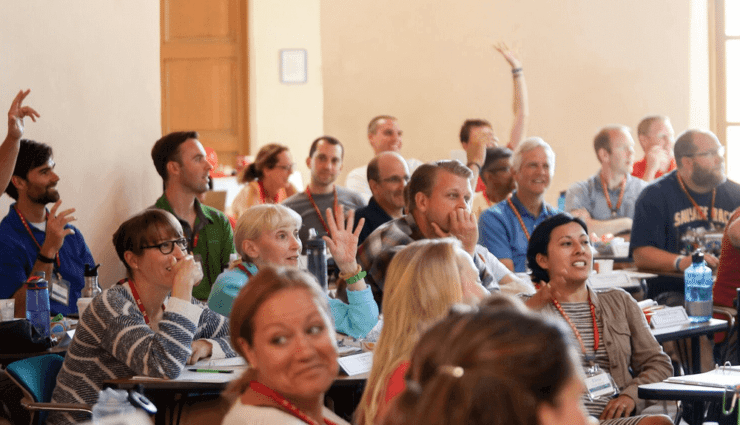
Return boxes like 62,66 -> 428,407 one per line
37,252 -> 55,264
338,264 -> 362,280
346,270 -> 367,285
511,67 -> 523,74
674,255 -> 684,272
466,162 -> 482,172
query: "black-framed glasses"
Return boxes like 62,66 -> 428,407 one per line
141,238 -> 188,255
380,175 -> 410,184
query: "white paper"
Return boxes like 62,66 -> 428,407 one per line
337,351 -> 373,376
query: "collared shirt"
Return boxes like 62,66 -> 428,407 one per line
565,173 -> 647,220
478,192 -> 559,272
354,196 -> 394,246
0,204 -> 95,316
358,214 -> 503,308
154,194 -> 236,300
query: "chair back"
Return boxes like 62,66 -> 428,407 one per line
6,353 -> 65,404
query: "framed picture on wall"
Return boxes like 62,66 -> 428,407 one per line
280,49 -> 307,84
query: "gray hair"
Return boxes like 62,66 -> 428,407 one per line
512,137 -> 555,177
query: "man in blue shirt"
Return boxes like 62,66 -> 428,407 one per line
478,137 -> 559,272
0,139 -> 94,317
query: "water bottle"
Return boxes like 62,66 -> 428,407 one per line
306,228 -> 328,290
558,191 -> 566,212
82,263 -> 102,298
684,251 -> 713,322
92,388 -> 137,422
26,272 -> 50,338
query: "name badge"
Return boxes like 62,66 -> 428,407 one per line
49,273 -> 70,306
584,364 -> 619,401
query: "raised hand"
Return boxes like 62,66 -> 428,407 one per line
494,42 -> 522,69
7,89 -> 40,141
322,207 -> 364,273
40,200 -> 76,258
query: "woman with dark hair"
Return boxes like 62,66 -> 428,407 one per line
381,296 -> 590,425
525,213 -> 672,425
223,266 -> 348,425
229,143 -> 298,220
48,209 -> 236,425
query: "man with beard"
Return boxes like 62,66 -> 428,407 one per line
283,136 -> 365,252
354,151 -> 409,245
631,130 -> 740,294
358,160 -> 523,308
151,131 -> 236,300
565,125 -> 647,238
0,139 -> 94,316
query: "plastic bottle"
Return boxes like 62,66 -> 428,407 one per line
558,191 -> 566,211
92,388 -> 137,422
26,272 -> 50,338
684,251 -> 713,322
306,228 -> 328,290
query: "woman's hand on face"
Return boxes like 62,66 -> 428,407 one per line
600,395 -> 635,420
188,340 -> 213,365
322,207 -> 364,273
171,254 -> 202,301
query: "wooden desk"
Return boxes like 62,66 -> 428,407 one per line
639,381 -> 734,425
651,319 -> 728,375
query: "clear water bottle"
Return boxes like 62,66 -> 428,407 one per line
684,251 -> 713,322
92,388 -> 137,422
306,228 -> 328,290
558,191 -> 566,212
26,272 -> 50,338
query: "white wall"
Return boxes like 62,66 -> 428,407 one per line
0,2 -> 162,287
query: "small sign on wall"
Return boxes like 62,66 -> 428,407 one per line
280,49 -> 307,84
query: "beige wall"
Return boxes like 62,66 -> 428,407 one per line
248,0 -> 323,183
0,2 -> 161,287
321,0 -> 703,205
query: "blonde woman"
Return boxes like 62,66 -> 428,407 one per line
356,239 -> 488,425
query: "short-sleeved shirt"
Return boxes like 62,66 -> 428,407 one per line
282,186 -> 366,253
631,157 -> 676,180
565,173 -> 647,220
630,171 -> 740,257
154,194 -> 236,300
478,192 -> 559,272
358,214 -> 504,308
0,204 -> 95,316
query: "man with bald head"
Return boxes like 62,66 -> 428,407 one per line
632,115 -> 677,182
354,152 -> 409,245
631,130 -> 740,296
565,125 -> 647,238
345,115 -> 423,201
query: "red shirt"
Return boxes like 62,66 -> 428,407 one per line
631,157 -> 676,180
714,207 -> 740,308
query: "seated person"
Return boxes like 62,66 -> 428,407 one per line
49,209 -> 236,425
228,143 -> 298,220
282,136 -> 365,252
0,139 -> 93,317
208,204 -> 378,339
525,213 -> 672,425
222,267 -> 350,425
479,137 -> 559,272
356,239 -> 489,425
358,160 -> 519,309
355,152 -> 409,246
713,206 -> 740,310
381,296 -> 592,425
566,125 -> 647,239
460,43 -> 528,191
470,147 -> 515,217
632,116 -> 676,182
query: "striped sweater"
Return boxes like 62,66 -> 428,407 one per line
48,283 -> 236,425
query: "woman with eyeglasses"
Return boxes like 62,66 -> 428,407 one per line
48,209 -> 237,425
228,143 -> 298,221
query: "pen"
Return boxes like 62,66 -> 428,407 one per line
188,368 -> 234,374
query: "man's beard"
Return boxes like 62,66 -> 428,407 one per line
692,164 -> 726,188
31,188 -> 59,205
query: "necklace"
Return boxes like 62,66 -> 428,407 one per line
249,381 -> 338,425
117,278 -> 165,325
550,291 -> 599,364
258,180 -> 280,204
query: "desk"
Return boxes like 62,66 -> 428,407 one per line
639,381 -> 733,425
651,319 -> 728,374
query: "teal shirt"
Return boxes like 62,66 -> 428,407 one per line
208,262 -> 258,316
154,194 -> 237,300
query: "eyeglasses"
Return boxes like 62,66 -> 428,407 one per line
141,238 -> 188,255
688,146 -> 725,159
274,163 -> 295,172
380,175 -> 410,184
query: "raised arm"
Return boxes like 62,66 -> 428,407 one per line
2,89 -> 39,193
494,43 -> 528,151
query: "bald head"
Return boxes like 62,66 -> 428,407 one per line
368,151 -> 410,214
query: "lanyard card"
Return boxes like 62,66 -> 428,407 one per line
584,364 -> 618,401
49,273 -> 70,306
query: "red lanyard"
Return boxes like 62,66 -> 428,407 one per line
600,174 -> 626,218
15,205 -> 61,268
258,180 -> 280,204
482,191 -> 494,207
507,198 -> 531,241
305,186 -> 339,237
248,381 -> 338,425
677,174 -> 715,223
117,278 -> 164,326
550,291 -> 599,362
237,263 -> 254,278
